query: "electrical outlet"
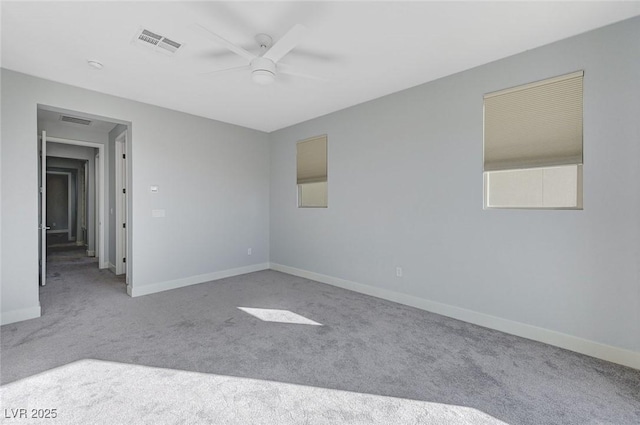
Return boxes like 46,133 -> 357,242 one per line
396,267 -> 403,277
247,248 -> 252,255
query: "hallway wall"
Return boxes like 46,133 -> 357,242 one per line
47,144 -> 97,253
47,157 -> 87,246
45,172 -> 72,238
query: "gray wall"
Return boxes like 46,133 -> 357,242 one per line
1,69 -> 270,323
269,17 -> 640,353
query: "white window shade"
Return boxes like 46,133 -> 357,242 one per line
297,135 -> 327,184
484,71 -> 583,171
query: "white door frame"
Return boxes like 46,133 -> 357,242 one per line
115,131 -> 127,275
95,152 -> 100,261
39,131 -> 48,286
43,135 -> 107,270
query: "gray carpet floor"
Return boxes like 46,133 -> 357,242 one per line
1,248 -> 639,424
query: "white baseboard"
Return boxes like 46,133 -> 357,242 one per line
1,305 -> 41,326
269,263 -> 640,370
130,263 -> 270,298
86,250 -> 95,257
108,263 -> 116,274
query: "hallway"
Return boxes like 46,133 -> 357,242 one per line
41,246 -> 127,316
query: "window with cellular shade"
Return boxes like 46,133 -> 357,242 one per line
483,71 -> 583,172
297,135 -> 327,184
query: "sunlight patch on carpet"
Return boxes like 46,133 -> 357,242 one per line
0,360 -> 509,425
238,307 -> 322,325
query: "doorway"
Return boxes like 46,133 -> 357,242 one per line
45,157 -> 95,275
46,171 -> 73,244
39,134 -> 106,287
37,105 -> 131,293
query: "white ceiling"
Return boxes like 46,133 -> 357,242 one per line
3,1 -> 639,132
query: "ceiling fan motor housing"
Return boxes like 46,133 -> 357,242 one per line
251,57 -> 276,84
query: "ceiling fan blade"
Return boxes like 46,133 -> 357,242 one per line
199,65 -> 250,77
285,48 -> 341,63
263,24 -> 306,63
193,23 -> 255,61
194,48 -> 256,61
279,67 -> 328,82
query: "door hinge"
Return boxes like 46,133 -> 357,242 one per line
122,188 -> 126,194
122,154 -> 126,159
122,222 -> 126,229
123,257 -> 126,263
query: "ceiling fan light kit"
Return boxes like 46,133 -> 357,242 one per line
251,57 -> 276,85
252,69 -> 275,85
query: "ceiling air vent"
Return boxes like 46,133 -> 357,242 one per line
133,28 -> 183,55
60,115 -> 92,126
138,29 -> 162,46
158,37 -> 181,54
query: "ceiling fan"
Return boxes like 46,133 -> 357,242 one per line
194,23 -> 325,85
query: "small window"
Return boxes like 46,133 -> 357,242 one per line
483,71 -> 583,209
297,135 -> 327,208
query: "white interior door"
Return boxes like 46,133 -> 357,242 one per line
115,133 -> 127,275
39,131 -> 49,286
122,142 -> 127,272
94,152 -> 100,259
